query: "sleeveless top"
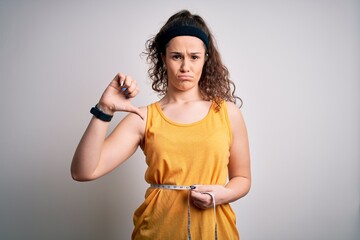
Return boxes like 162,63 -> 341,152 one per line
132,101 -> 240,240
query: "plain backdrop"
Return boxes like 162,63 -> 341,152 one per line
0,0 -> 359,239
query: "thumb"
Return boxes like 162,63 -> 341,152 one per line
132,107 -> 145,120
125,104 -> 144,120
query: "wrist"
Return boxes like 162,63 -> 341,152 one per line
90,104 -> 113,122
96,103 -> 114,115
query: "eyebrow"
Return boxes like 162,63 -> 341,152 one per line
169,51 -> 202,55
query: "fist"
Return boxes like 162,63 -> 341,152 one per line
98,73 -> 143,119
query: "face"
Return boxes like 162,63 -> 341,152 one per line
162,36 -> 206,92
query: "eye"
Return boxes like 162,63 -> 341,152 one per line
171,54 -> 182,60
191,55 -> 200,60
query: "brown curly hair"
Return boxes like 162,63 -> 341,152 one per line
144,10 -> 242,109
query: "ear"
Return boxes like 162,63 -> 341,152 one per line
161,53 -> 167,69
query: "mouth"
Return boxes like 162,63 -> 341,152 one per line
178,75 -> 193,80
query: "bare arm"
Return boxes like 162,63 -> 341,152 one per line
71,73 -> 146,181
223,101 -> 251,201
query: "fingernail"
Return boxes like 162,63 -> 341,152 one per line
121,87 -> 127,92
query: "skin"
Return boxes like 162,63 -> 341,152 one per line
71,36 -> 251,209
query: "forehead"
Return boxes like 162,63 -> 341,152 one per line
166,36 -> 206,52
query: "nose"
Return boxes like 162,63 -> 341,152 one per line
180,57 -> 190,72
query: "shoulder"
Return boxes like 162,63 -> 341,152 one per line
224,101 -> 246,133
225,101 -> 242,119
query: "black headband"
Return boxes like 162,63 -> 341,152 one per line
161,25 -> 209,49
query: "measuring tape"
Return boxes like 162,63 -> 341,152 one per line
150,184 -> 218,240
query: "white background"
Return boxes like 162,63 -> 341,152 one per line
0,0 -> 359,239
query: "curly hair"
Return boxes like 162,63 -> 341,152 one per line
144,10 -> 242,109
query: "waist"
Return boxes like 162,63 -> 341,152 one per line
150,183 -> 218,240
150,184 -> 194,190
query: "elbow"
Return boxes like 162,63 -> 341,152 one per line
71,172 -> 89,182
243,184 -> 251,197
236,176 -> 252,199
242,178 -> 252,197
70,167 -> 95,182
71,172 -> 96,182
70,157 -> 97,182
71,170 -> 86,182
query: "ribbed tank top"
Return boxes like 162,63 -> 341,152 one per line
132,101 -> 240,240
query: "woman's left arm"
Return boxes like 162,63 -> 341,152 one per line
191,102 -> 251,209
222,101 -> 251,202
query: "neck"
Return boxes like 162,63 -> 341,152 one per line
162,87 -> 203,104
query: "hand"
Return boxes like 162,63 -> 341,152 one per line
190,185 -> 232,210
98,73 -> 144,119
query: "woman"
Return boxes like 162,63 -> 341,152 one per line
71,9 -> 251,240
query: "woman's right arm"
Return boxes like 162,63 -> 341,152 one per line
71,73 -> 146,181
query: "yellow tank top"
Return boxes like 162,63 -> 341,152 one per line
132,101 -> 240,239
